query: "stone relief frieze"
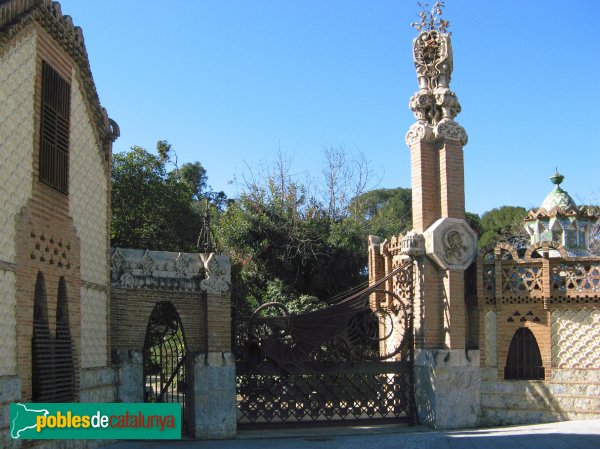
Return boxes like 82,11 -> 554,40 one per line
112,248 -> 203,290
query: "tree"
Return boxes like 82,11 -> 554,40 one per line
111,142 -> 217,252
351,188 -> 412,239
478,206 -> 528,248
218,147 -> 391,314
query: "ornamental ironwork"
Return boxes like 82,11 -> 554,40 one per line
234,258 -> 416,426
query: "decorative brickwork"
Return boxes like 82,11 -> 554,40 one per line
0,269 -> 18,375
70,73 -> 109,286
478,238 -> 600,425
551,309 -> 600,368
80,287 -> 108,368
484,311 -> 497,367
110,250 -> 231,355
0,29 -> 36,264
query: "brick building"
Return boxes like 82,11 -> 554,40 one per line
0,1 -> 235,445
0,0 -> 119,442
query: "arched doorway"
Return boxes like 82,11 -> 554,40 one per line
143,301 -> 189,433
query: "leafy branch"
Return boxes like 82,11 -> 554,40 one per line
411,1 -> 451,35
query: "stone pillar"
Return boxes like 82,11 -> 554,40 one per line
406,29 -> 479,428
193,352 -> 236,439
114,349 -> 143,403
195,253 -> 236,439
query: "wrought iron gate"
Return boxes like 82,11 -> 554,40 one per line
143,301 -> 189,433
234,259 -> 416,427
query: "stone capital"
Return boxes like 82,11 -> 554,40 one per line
434,119 -> 468,146
405,122 -> 435,146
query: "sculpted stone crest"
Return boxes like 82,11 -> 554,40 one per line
406,30 -> 468,146
423,217 -> 477,270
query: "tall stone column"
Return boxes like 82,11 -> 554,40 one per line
406,29 -> 480,428
194,253 -> 236,439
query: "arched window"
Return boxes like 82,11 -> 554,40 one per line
504,328 -> 545,380
54,277 -> 75,401
32,274 -> 75,402
32,272 -> 52,402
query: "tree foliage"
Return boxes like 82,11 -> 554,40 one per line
351,188 -> 412,238
111,141 -> 221,252
478,206 -> 528,248
216,149 -> 413,315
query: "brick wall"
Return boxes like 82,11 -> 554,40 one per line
111,288 -> 208,353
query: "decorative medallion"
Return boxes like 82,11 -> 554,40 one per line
423,217 -> 477,270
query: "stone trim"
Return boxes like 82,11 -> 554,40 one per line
82,280 -> 108,292
0,260 -> 16,272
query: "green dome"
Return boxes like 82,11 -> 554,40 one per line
540,186 -> 577,211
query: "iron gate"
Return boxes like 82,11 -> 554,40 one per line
234,259 -> 416,427
143,301 -> 189,433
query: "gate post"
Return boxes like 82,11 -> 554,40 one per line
405,29 -> 480,429
194,253 -> 236,439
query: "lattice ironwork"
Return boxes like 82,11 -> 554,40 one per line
143,301 -> 189,434
235,259 -> 415,426
237,362 -> 412,426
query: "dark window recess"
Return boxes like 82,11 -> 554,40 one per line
54,277 -> 75,402
504,328 -> 545,380
32,272 -> 53,402
32,273 -> 75,402
39,61 -> 70,194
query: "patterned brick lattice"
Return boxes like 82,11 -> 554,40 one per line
80,287 -> 107,368
485,311 -> 497,367
69,73 -> 108,286
0,31 -> 36,263
502,265 -> 543,294
552,309 -> 600,368
0,270 -> 17,375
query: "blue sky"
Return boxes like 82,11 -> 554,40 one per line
59,0 -> 600,215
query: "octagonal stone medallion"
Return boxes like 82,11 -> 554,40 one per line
423,217 -> 477,270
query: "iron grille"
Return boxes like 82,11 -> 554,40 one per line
504,327 -> 545,380
237,362 -> 413,427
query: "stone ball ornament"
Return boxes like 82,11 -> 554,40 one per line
423,217 -> 478,270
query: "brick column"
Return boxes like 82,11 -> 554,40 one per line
409,139 -> 440,232
439,141 -> 465,219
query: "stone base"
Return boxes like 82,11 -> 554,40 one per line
0,376 -> 21,449
414,349 -> 481,429
114,349 -> 143,403
79,366 -> 116,403
480,368 -> 600,426
193,352 -> 236,439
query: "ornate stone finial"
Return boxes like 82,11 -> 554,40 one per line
407,2 -> 467,145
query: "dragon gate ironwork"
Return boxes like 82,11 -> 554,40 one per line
234,258 -> 416,427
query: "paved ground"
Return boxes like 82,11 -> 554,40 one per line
102,419 -> 600,449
